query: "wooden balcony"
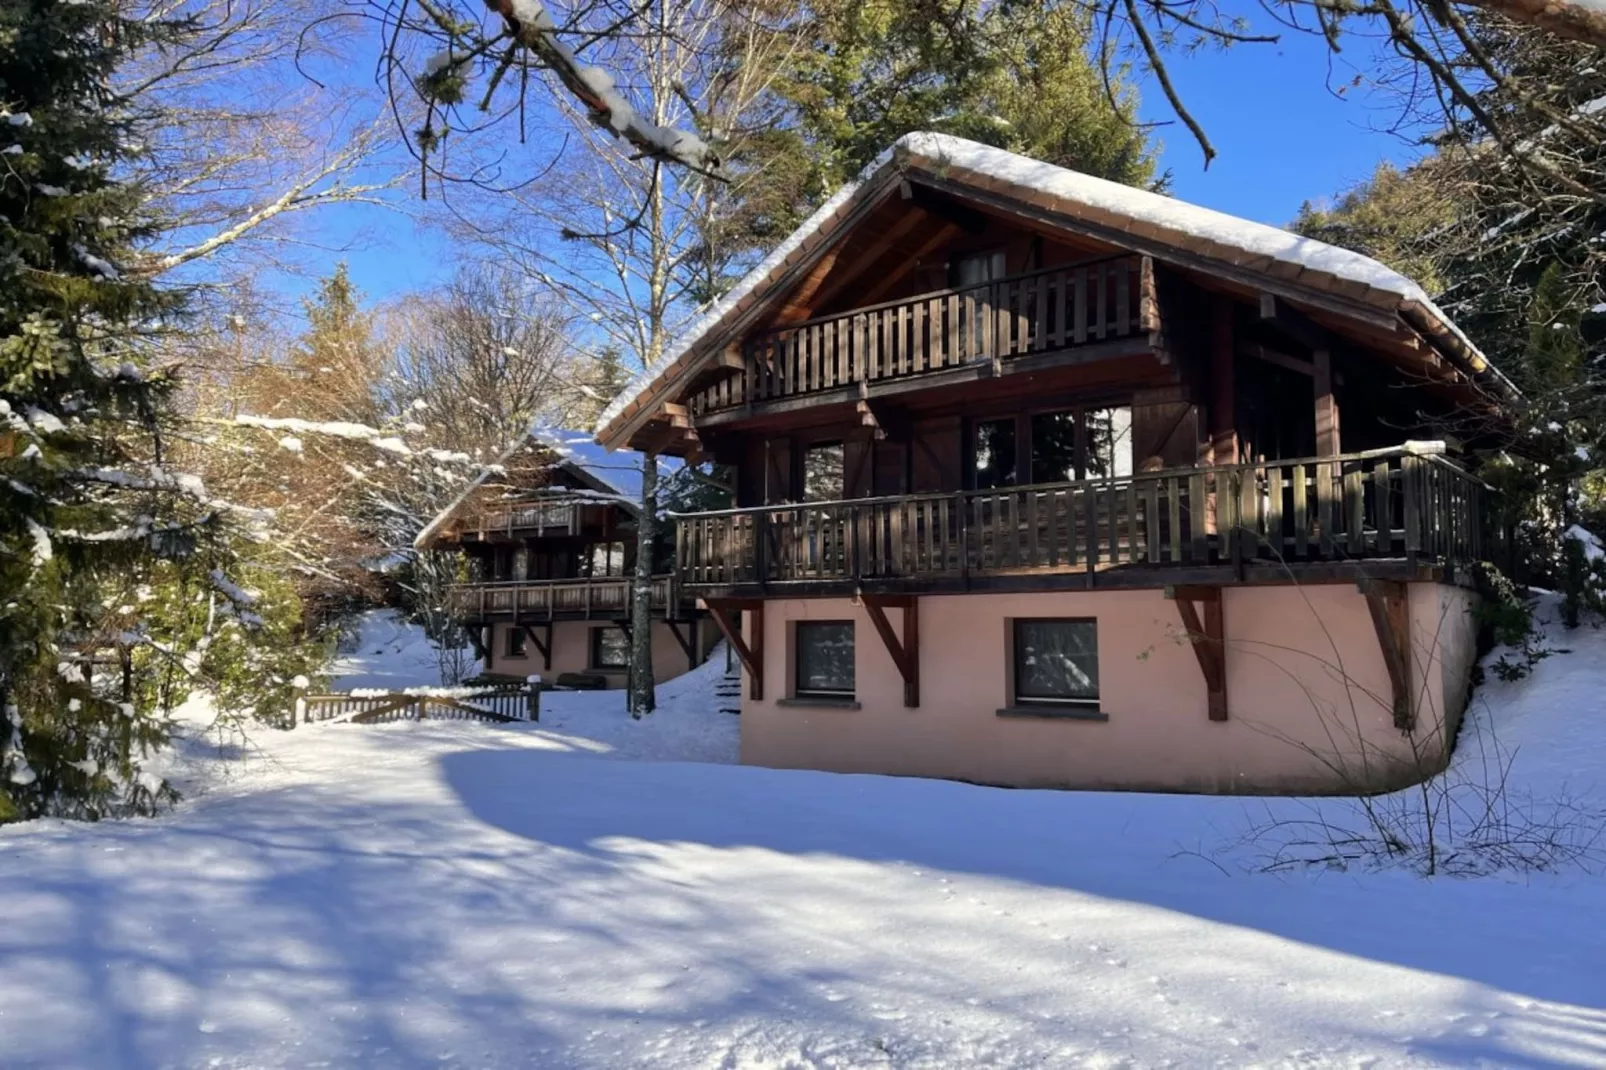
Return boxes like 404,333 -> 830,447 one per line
454,500 -> 582,541
691,255 -> 1155,416
447,575 -> 680,621
673,446 -> 1485,597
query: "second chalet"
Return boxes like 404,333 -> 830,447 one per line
594,133 -> 1515,795
416,428 -> 716,687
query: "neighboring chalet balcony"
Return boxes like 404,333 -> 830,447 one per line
673,446 -> 1485,597
448,575 -> 681,622
452,500 -> 585,542
690,256 -> 1154,417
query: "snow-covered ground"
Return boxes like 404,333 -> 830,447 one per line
327,609 -> 457,691
2,607 -> 1604,1068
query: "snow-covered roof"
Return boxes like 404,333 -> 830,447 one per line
413,426 -> 673,549
595,131 -> 1514,447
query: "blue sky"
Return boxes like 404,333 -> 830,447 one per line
281,30 -> 1425,313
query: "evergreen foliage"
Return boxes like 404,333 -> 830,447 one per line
775,0 -> 1159,196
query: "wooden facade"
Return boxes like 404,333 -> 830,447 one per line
585,136 -> 1509,791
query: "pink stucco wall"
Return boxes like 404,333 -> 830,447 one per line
487,619 -> 716,686
739,583 -> 1478,794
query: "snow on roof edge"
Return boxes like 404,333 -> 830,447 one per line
594,132 -> 1509,442
412,427 -> 661,550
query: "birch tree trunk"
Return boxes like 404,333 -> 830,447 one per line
628,452 -> 658,717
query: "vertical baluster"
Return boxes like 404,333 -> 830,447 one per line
1115,262 -> 1130,336
1371,459 -> 1392,554
1317,460 -> 1336,558
1094,262 -> 1109,340
1267,465 -> 1284,560
1142,479 -> 1157,563
1344,462 -> 1364,555
1167,476 -> 1182,563
1073,268 -> 1088,343
1033,272 -> 1047,353
1189,471 -> 1208,562
944,291 -> 959,369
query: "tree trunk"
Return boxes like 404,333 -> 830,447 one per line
628,453 -> 658,717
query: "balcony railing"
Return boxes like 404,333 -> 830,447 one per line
673,446 -> 1483,591
458,499 -> 581,539
691,255 -> 1153,415
447,575 -> 678,619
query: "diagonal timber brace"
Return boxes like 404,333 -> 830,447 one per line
704,598 -> 763,700
862,595 -> 919,707
521,622 -> 552,671
1361,580 -> 1414,731
1168,585 -> 1227,721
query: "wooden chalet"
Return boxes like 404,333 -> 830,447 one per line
594,134 -> 1510,793
416,428 -> 714,686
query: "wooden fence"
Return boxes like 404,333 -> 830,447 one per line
675,446 -> 1484,589
295,683 -> 539,726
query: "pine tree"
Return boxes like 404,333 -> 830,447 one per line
0,0 -> 218,820
774,0 -> 1159,194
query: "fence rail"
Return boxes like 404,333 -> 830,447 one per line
447,574 -> 678,619
296,684 -> 539,726
691,256 -> 1152,415
675,446 -> 1483,589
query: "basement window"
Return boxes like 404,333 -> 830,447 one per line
1012,619 -> 1099,707
795,621 -> 855,698
591,626 -> 630,671
505,628 -> 527,659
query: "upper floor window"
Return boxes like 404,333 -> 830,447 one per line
588,541 -> 626,577
955,250 -> 1007,288
1028,407 -> 1134,484
802,442 -> 845,502
972,418 -> 1018,490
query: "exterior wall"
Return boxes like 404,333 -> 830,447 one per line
485,619 -> 715,687
739,582 -> 1479,795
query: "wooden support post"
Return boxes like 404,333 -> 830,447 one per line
1314,347 -> 1340,456
862,595 -> 919,707
1362,580 -> 1414,730
1210,298 -> 1237,466
1167,585 -> 1227,720
704,599 -> 763,701
522,622 -> 553,671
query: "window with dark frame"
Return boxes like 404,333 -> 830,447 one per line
802,442 -> 845,502
1027,407 -> 1135,484
591,626 -> 630,670
1012,619 -> 1099,706
971,418 -> 1018,490
794,621 -> 855,697
505,627 -> 527,659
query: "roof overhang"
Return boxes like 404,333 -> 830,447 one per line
594,132 -> 1518,452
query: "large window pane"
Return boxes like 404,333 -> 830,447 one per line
796,621 -> 855,695
1030,410 -> 1078,484
972,418 -> 1017,490
1085,406 -> 1133,479
802,443 -> 844,502
1014,619 -> 1099,704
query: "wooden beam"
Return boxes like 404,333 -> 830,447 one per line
1260,293 -> 1342,354
1240,342 -> 1314,377
855,222 -> 963,306
905,183 -> 989,233
1210,298 -> 1237,466
803,207 -> 936,314
1314,347 -> 1340,455
1362,580 -> 1413,730
714,345 -> 744,370
522,622 -> 553,671
1167,585 -> 1227,720
704,598 -> 763,700
862,595 -> 919,707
